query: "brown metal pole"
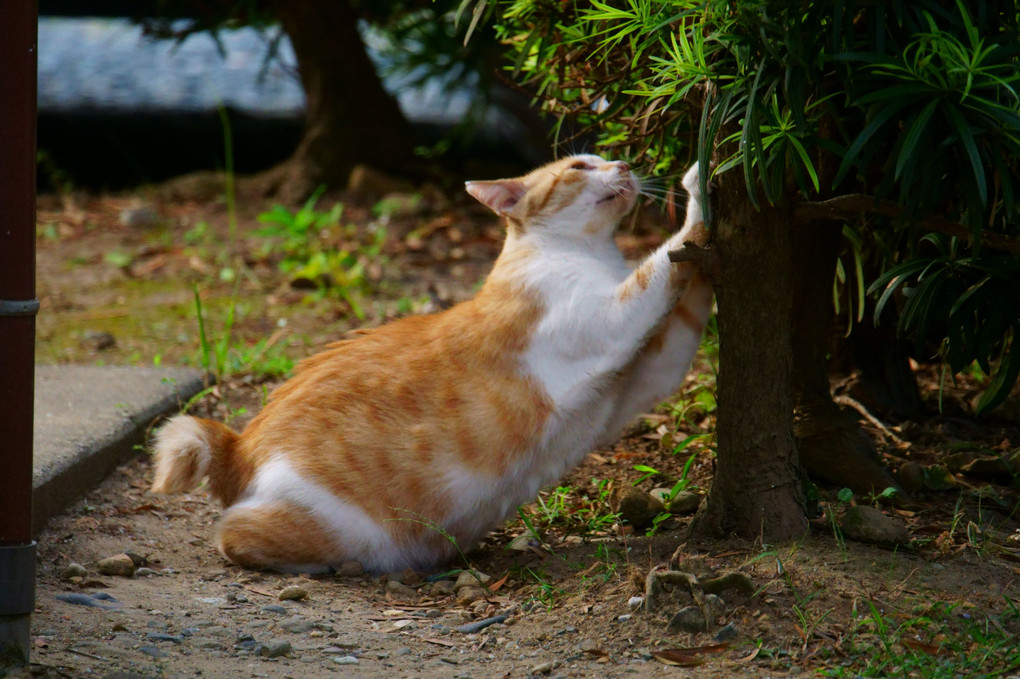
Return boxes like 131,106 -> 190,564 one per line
0,0 -> 39,668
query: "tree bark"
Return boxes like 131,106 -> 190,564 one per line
264,0 -> 417,201
790,220 -> 905,496
688,182 -> 808,543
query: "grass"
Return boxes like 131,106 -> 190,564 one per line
818,597 -> 1020,677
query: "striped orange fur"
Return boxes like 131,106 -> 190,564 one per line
151,155 -> 714,573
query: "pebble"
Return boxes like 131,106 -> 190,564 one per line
137,645 -> 164,658
146,632 -> 183,644
394,647 -> 412,657
337,561 -> 364,577
278,585 -> 308,601
280,617 -> 316,634
426,608 -> 443,619
617,487 -> 665,529
97,554 -> 137,577
61,563 -> 88,580
430,580 -> 456,596
385,580 -> 418,599
454,570 -> 491,591
714,622 -> 739,642
133,567 -> 159,577
667,606 -> 706,634
261,604 -> 288,614
841,505 -> 911,547
333,655 -> 359,665
119,206 -> 161,228
531,660 -> 556,675
259,640 -> 292,658
668,491 -> 702,515
455,615 -> 507,634
616,614 -> 632,622
627,596 -> 645,610
456,587 -> 488,605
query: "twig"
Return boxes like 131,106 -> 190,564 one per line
794,194 -> 1020,255
833,394 -> 909,449
64,647 -> 105,661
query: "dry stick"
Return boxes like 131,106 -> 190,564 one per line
833,394 -> 909,450
794,194 -> 1020,255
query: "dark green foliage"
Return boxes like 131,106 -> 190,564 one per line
486,0 -> 1020,411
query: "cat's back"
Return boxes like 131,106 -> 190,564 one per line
239,282 -> 552,475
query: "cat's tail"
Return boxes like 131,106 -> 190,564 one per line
151,414 -> 246,503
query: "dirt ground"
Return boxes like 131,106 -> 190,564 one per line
22,174 -> 1020,678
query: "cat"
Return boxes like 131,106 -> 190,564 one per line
151,155 -> 714,573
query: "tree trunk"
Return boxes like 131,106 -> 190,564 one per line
264,0 -> 417,201
688,183 -> 808,543
790,220 -> 904,496
843,303 -> 924,421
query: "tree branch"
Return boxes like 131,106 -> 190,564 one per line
667,241 -> 720,278
794,194 -> 1020,255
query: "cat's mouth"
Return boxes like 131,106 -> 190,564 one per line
597,185 -> 634,204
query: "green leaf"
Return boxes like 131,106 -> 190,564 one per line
943,103 -> 988,206
895,99 -> 939,180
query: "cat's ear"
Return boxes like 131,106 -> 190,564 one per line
465,179 -> 527,216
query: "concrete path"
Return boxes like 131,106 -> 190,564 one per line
32,365 -> 206,533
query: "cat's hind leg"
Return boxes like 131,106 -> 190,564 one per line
215,501 -> 343,573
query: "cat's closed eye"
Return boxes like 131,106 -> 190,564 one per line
570,160 -> 593,171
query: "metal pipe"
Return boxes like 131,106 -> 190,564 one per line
0,0 -> 39,668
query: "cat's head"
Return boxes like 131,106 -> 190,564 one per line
465,154 -> 638,237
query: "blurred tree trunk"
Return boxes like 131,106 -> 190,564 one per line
688,176 -> 808,542
263,0 -> 416,201
790,220 -> 904,496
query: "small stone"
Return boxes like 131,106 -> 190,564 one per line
134,567 -> 159,577
395,647 -> 412,656
896,461 -> 926,495
401,568 -> 424,586
385,580 -> 418,599
333,655 -> 359,665
616,614 -> 632,622
119,206 -> 161,229
261,604 -> 288,614
337,561 -> 364,577
146,632 -> 183,644
617,487 -> 666,529
97,554 -> 137,577
260,640 -> 292,658
531,660 -> 555,675
627,596 -> 645,611
841,505 -> 911,547
278,585 -> 308,601
454,570 -> 491,591
279,616 -> 315,634
430,580 -> 456,596
61,563 -> 88,580
507,533 -> 543,551
81,329 -> 116,351
426,608 -> 443,619
667,606 -> 706,634
137,645 -> 164,658
668,491 -> 702,515
714,622 -> 739,642
456,587 -> 487,606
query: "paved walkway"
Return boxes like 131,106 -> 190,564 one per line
32,365 -> 205,533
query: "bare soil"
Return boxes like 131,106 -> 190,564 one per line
23,176 -> 1020,679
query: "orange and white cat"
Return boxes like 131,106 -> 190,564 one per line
151,155 -> 713,573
